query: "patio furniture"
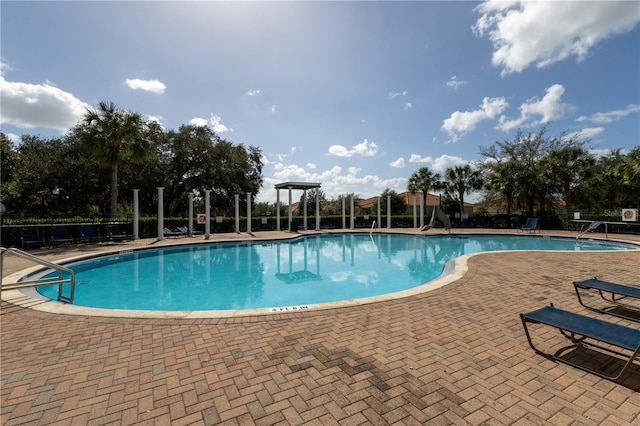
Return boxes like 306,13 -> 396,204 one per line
517,217 -> 539,233
177,226 -> 202,236
77,225 -> 104,243
164,227 -> 186,238
520,304 -> 640,380
107,226 -> 132,242
50,226 -> 74,246
574,277 -> 640,322
20,228 -> 45,249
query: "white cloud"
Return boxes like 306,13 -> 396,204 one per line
146,115 -> 164,130
307,162 -> 317,169
441,96 -> 508,141
576,104 -> 640,124
565,127 -> 605,141
328,139 -> 379,157
6,133 -> 20,143
257,163 -> 408,203
0,59 -> 11,76
432,155 -> 467,173
389,91 -> 408,99
211,115 -> 233,133
389,157 -> 405,168
473,1 -> 640,75
404,102 -> 412,110
446,75 -> 468,89
497,84 -> 569,132
189,114 -> 233,133
0,76 -> 91,133
409,154 -> 433,163
125,78 -> 166,94
271,105 -> 277,113
245,89 -> 261,97
189,117 -> 208,127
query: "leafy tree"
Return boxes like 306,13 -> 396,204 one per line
541,146 -> 594,211
1,133 -> 17,184
379,188 -> 407,215
480,125 -> 584,216
161,125 -> 264,216
407,167 -> 442,220
78,101 -> 151,217
299,188 -> 327,216
443,164 -> 483,219
619,147 -> 640,207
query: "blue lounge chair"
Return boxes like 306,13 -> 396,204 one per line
164,227 -> 185,238
20,228 -> 45,249
78,225 -> 104,243
574,277 -> 640,322
521,304 -> 640,380
107,226 -> 132,242
517,217 -> 539,233
177,226 -> 202,236
50,226 -> 74,245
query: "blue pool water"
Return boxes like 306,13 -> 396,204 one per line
36,234 -> 634,311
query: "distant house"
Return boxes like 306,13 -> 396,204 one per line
289,192 -> 474,216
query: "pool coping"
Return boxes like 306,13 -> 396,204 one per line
3,231 -> 639,319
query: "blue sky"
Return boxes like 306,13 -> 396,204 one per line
2,1 -> 639,204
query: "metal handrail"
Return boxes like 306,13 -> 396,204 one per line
0,247 -> 75,303
370,220 -> 377,236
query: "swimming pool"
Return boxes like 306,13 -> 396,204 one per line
35,234 -> 635,311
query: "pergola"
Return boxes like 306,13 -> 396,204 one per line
274,182 -> 321,231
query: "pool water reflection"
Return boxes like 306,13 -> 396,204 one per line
37,234 -> 633,311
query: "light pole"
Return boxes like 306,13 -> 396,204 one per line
52,186 -> 68,216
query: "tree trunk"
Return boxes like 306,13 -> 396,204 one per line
110,161 -> 118,217
564,180 -> 571,211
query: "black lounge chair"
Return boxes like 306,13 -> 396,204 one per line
520,304 -> 640,380
574,277 -> 640,322
20,228 -> 45,249
50,226 -> 74,245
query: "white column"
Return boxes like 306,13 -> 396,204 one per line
315,191 -> 320,231
246,192 -> 252,234
188,192 -> 194,236
350,195 -> 355,230
377,196 -> 381,229
205,189 -> 211,240
413,196 -> 417,228
276,189 -> 281,231
342,197 -> 346,229
288,186 -> 293,231
420,194 -> 424,229
387,196 -> 391,229
303,189 -> 308,230
157,187 -> 164,240
235,194 -> 240,234
133,189 -> 139,240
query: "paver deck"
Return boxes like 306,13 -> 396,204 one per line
2,229 -> 640,425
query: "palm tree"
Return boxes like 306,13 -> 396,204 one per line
485,160 -> 520,215
444,164 -> 483,219
407,167 -> 442,219
79,101 -> 150,217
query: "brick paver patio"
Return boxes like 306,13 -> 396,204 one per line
2,230 -> 639,425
